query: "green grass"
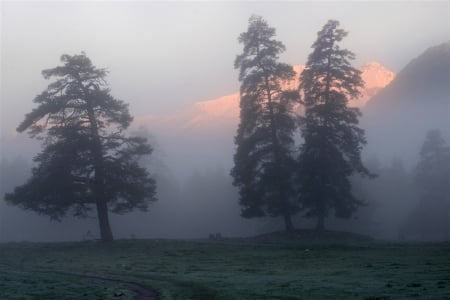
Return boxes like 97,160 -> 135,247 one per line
0,236 -> 449,299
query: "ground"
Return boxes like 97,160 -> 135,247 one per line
0,232 -> 449,299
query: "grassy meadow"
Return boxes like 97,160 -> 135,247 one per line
0,233 -> 449,299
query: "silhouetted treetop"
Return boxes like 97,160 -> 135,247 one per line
18,53 -> 132,135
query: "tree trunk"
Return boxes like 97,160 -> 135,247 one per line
446,201 -> 450,241
316,213 -> 325,232
96,200 -> 113,241
91,140 -> 114,241
92,154 -> 113,242
261,71 -> 296,234
79,78 -> 114,242
88,107 -> 114,242
284,213 -> 294,232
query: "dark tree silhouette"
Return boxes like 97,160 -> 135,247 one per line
400,129 -> 450,240
297,20 -> 372,231
231,15 -> 299,232
5,53 -> 157,241
415,130 -> 450,197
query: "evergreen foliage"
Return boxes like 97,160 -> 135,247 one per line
4,53 -> 157,241
298,20 -> 372,231
231,15 -> 299,231
403,129 -> 450,239
415,129 -> 450,196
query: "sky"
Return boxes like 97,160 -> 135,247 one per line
1,1 -> 450,138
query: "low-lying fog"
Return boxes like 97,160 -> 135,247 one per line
1,94 -> 449,242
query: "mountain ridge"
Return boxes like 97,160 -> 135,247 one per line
366,41 -> 450,110
135,61 -> 395,133
362,41 -> 450,167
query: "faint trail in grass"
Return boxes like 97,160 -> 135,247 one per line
49,271 -> 158,300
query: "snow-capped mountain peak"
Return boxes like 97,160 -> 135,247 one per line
135,62 -> 394,133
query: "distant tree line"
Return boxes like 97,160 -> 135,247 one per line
399,129 -> 450,240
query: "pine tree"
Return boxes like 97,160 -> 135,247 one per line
410,129 -> 450,238
5,53 -> 157,241
298,20 -> 372,231
415,130 -> 450,195
231,15 -> 299,231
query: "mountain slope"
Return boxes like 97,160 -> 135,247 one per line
362,42 -> 450,165
136,62 -> 394,133
132,62 -> 394,181
357,62 -> 395,107
366,42 -> 450,110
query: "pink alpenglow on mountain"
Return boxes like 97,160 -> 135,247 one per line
135,93 -> 240,134
186,93 -> 240,129
135,62 -> 394,133
131,61 -> 395,181
357,61 -> 395,107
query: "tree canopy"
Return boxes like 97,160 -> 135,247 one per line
5,53 -> 157,241
231,15 -> 299,231
400,130 -> 450,239
415,129 -> 450,197
297,20 -> 372,231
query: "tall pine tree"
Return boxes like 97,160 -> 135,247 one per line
415,129 -> 450,197
5,53 -> 157,241
410,129 -> 450,238
231,15 -> 299,231
298,20 -> 372,231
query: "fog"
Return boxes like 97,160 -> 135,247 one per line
1,2 -> 450,242
2,106 -> 449,242
0,143 -> 261,241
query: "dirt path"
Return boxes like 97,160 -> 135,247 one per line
0,262 -> 158,299
86,274 -> 158,300
54,272 -> 158,300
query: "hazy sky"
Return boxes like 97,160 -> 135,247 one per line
1,1 -> 449,137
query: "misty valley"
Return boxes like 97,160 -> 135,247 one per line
1,8 -> 450,300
